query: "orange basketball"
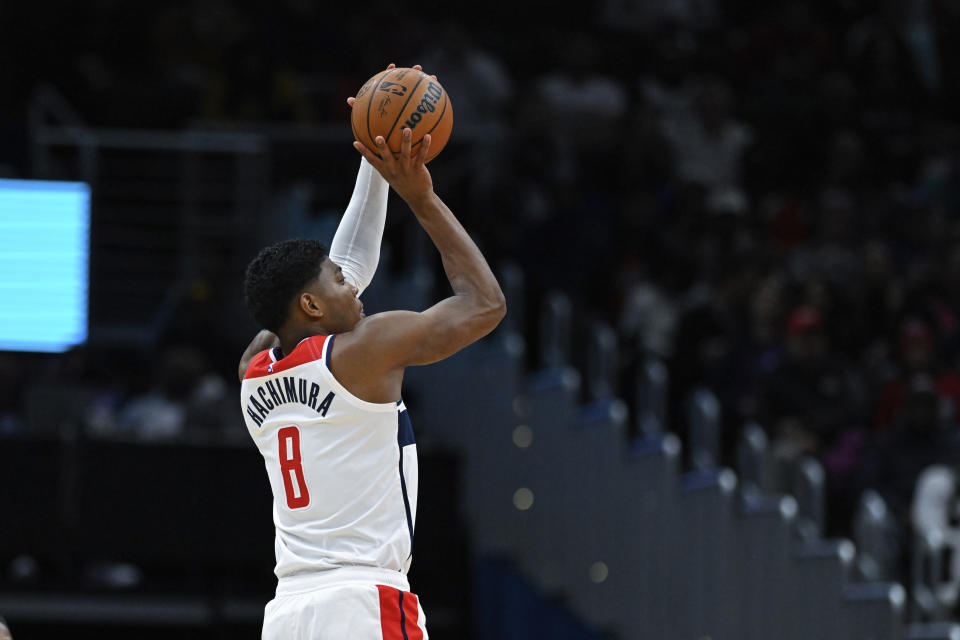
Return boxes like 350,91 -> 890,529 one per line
351,67 -> 453,163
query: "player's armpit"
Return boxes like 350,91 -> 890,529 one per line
238,330 -> 280,381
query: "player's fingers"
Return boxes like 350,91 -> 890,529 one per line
410,64 -> 435,80
374,135 -> 394,164
346,96 -> 356,108
353,141 -> 382,168
386,63 -> 396,70
400,128 -> 412,160
416,134 -> 431,164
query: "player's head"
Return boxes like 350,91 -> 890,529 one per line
244,239 -> 363,336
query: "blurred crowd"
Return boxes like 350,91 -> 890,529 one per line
3,0 -> 960,588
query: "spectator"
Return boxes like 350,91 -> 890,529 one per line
530,31 -> 629,183
858,373 -> 960,527
658,76 -> 753,214
846,0 -> 936,109
760,305 -> 864,488
416,22 -> 514,204
113,346 -> 231,441
724,272 -> 788,422
619,273 -> 678,361
873,318 -> 960,429
417,23 -> 513,135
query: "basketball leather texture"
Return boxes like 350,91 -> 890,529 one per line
352,67 -> 453,163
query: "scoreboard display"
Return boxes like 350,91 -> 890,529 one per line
0,179 -> 89,353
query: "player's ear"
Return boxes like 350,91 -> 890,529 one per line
299,292 -> 325,319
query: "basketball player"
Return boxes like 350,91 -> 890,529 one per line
238,64 -> 404,376
0,615 -> 12,640
239,106 -> 505,638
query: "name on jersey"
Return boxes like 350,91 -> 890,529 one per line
245,376 -> 335,427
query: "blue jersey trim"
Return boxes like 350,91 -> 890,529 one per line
325,334 -> 336,369
398,589 -> 410,640
398,406 -> 415,447
398,449 -> 414,549
397,402 -> 415,550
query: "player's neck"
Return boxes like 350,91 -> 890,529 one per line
277,325 -> 325,358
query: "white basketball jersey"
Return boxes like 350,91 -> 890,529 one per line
241,334 -> 418,581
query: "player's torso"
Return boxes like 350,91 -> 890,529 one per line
241,334 -> 418,578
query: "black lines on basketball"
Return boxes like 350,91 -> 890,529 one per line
411,92 -> 448,150
365,71 -> 390,153
384,71 -> 426,146
351,67 -> 453,162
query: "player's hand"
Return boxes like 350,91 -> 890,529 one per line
238,329 -> 280,381
346,64 -> 436,109
354,128 -> 433,205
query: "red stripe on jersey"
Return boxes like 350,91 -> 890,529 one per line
377,585 -> 404,640
401,590 -> 424,640
243,335 -> 329,379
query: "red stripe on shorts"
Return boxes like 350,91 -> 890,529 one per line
401,590 -> 424,640
377,585 -> 404,640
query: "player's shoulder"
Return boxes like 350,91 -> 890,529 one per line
243,350 -> 275,380
243,335 -> 330,380
334,311 -> 420,349
348,310 -> 420,334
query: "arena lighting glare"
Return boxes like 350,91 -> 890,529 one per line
0,179 -> 89,352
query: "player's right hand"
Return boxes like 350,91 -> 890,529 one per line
354,128 -> 433,206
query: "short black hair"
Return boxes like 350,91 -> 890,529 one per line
244,239 -> 328,333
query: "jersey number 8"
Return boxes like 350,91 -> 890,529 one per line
278,426 -> 311,509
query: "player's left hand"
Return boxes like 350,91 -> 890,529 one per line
238,329 -> 280,381
346,64 -> 436,109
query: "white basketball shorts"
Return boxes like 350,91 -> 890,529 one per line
262,568 -> 429,640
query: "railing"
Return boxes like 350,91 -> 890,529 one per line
29,86 -> 270,348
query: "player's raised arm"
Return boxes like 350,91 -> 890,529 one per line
238,64 -> 419,379
344,129 -> 505,370
330,63 -> 422,295
238,150 -> 384,381
329,157 -> 388,296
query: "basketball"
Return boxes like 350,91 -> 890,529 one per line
351,67 -> 453,163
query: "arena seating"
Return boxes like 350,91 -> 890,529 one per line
9,104 -> 960,638
0,248 -> 938,640
398,278 -> 927,639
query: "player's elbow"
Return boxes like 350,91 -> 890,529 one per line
478,290 -> 507,331
492,290 -> 507,323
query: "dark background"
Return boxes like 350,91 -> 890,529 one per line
2,0 -> 960,636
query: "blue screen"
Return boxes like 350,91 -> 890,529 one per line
0,179 -> 90,353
